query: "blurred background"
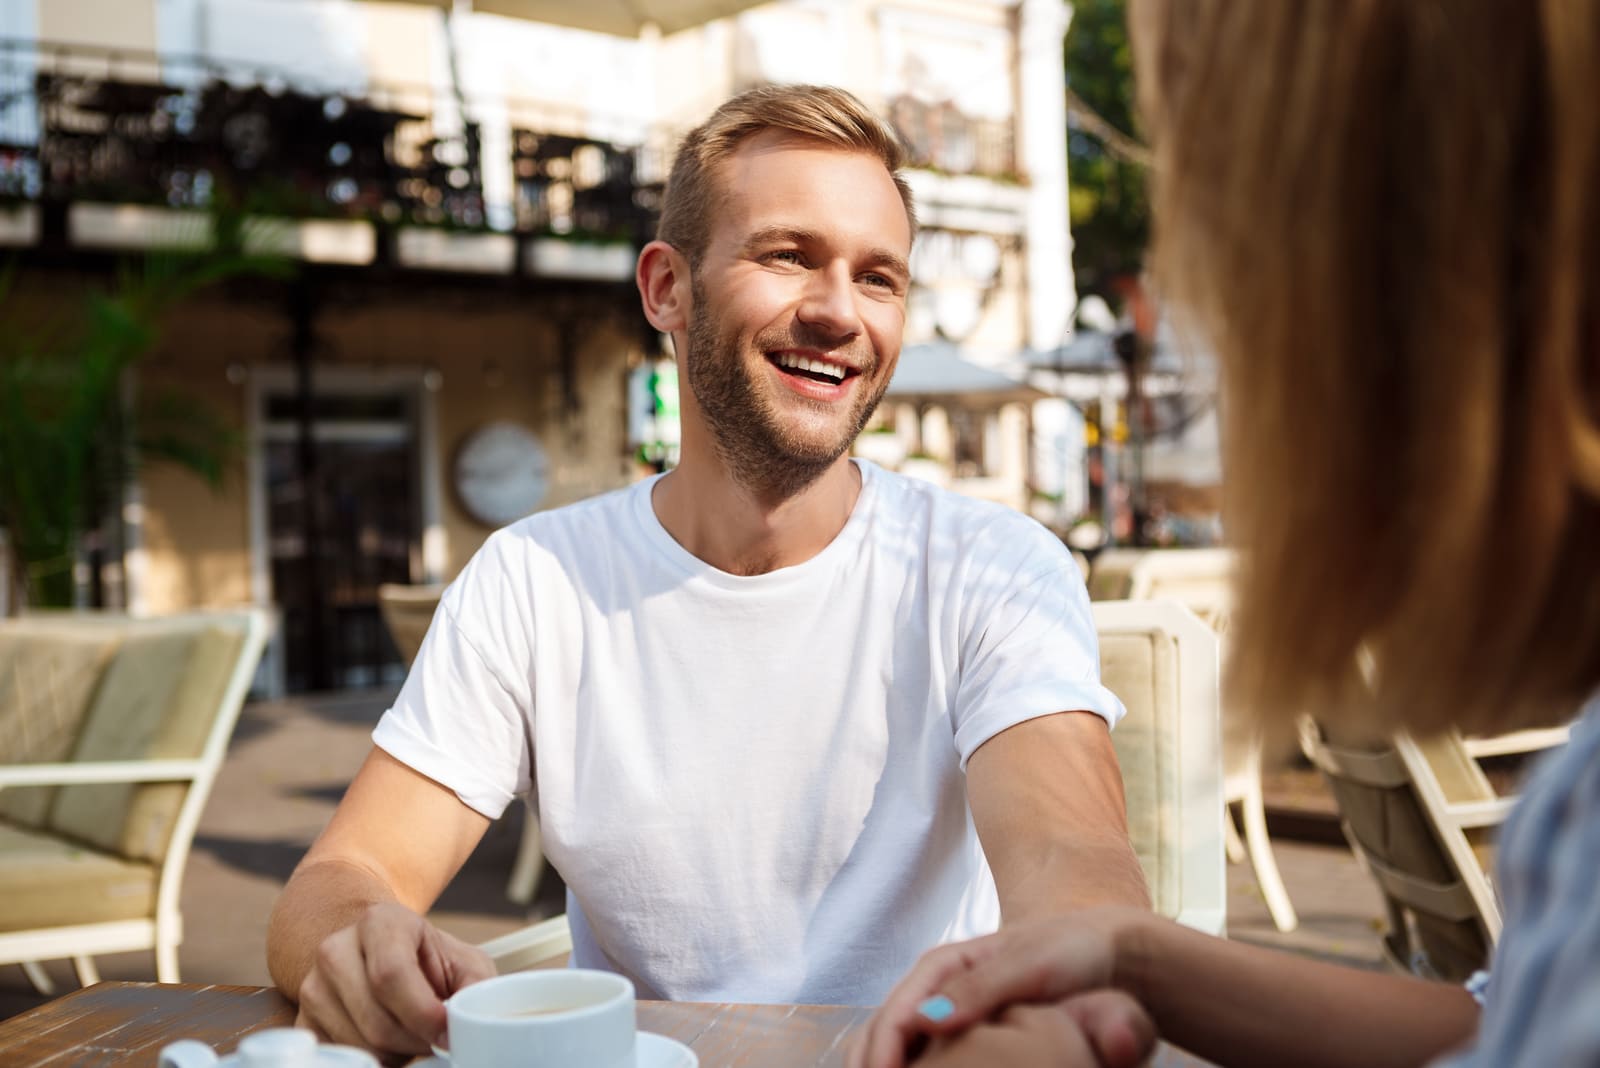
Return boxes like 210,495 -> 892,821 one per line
0,0 -> 1221,694
3,3 -> 1405,1023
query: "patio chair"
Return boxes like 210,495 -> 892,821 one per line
1092,599 -> 1227,935
1086,548 -> 1299,932
478,597 -> 1228,973
378,582 -> 549,909
1084,547 -> 1148,602
1070,549 -> 1091,581
1298,717 -> 1569,981
0,610 -> 268,992
376,583 -> 446,667
479,913 -> 574,973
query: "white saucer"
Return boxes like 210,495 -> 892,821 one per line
636,1033 -> 698,1067
414,1031 -> 697,1067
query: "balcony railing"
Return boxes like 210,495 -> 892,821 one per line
0,38 -> 664,248
889,96 -> 1018,182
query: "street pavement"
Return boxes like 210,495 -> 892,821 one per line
0,688 -> 1386,1021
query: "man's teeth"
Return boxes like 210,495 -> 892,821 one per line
776,353 -> 846,382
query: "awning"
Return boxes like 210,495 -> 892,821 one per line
1021,324 -> 1209,378
372,0 -> 768,37
887,343 -> 1045,406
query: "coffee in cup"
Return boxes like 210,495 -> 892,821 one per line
443,969 -> 636,1068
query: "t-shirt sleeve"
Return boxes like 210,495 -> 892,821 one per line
371,535 -> 536,819
951,517 -> 1124,768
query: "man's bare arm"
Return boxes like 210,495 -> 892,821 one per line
265,747 -> 495,1055
967,711 -> 1151,922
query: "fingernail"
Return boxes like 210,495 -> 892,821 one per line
917,995 -> 955,1022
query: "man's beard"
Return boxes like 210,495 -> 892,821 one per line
683,279 -> 890,501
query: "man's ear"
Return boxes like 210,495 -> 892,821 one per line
637,240 -> 691,334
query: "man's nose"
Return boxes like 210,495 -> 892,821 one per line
796,261 -> 863,341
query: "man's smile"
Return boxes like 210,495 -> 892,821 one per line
764,348 -> 866,400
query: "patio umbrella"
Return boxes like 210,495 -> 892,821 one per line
375,0 -> 769,38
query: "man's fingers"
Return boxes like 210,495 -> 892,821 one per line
916,1004 -> 1098,1068
1057,990 -> 1156,1068
851,937 -> 1003,1068
296,972 -> 367,1050
358,917 -> 452,1049
423,931 -> 498,998
311,933 -> 431,1055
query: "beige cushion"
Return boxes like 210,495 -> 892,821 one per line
1099,630 -> 1178,916
0,626 -> 122,828
117,626 -> 244,863
48,626 -> 243,862
0,820 -> 156,930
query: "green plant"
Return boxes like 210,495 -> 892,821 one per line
0,214 -> 286,609
1064,0 -> 1150,299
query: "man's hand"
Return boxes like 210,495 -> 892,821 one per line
849,908 -> 1148,1068
293,902 -> 496,1058
914,994 -> 1155,1068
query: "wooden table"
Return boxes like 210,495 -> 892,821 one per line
0,982 -> 1216,1066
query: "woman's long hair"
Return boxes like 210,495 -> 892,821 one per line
1132,0 -> 1600,735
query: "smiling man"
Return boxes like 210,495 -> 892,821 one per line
265,85 -> 1148,1061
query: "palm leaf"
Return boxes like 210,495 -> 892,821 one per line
0,208 -> 290,608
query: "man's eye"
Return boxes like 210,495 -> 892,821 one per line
767,250 -> 805,265
860,273 -> 894,289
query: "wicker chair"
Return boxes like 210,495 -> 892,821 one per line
0,611 -> 268,992
1299,719 -> 1569,980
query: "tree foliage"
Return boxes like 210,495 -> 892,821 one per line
1065,0 -> 1150,302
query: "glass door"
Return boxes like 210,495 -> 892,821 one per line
264,390 -> 419,692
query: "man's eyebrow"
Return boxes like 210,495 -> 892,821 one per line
741,225 -> 822,252
742,225 -> 911,281
863,248 -> 912,282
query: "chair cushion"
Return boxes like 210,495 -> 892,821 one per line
48,625 -> 243,862
0,626 -> 122,828
0,819 -> 156,930
117,625 -> 244,863
1099,630 -> 1178,916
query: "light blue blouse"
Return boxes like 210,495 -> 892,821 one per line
1434,697 -> 1600,1066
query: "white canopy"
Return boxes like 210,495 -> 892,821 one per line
375,0 -> 769,38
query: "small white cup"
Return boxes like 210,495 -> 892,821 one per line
444,969 -> 636,1068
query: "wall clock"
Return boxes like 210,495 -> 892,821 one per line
452,421 -> 549,526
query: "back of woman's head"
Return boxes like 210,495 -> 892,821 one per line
1131,0 -> 1600,734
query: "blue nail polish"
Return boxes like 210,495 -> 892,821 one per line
917,995 -> 955,1022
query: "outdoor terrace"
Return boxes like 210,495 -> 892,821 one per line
0,685 -> 1387,1023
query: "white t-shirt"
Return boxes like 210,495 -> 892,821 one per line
374,459 -> 1122,1004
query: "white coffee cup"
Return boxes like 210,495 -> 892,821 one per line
443,969 -> 636,1068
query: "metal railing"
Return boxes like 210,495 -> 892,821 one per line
889,95 -> 1018,181
0,38 -> 665,242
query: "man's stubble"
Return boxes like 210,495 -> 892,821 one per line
682,274 -> 892,502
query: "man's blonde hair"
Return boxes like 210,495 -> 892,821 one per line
1132,0 -> 1600,736
657,84 -> 917,267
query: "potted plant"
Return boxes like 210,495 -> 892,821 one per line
0,214 -> 284,610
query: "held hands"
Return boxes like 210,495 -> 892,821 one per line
914,993 -> 1155,1068
849,908 -> 1152,1068
293,902 -> 497,1058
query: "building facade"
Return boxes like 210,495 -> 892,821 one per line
0,0 -> 1082,692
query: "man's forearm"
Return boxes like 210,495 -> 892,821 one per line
266,857 -> 401,1002
1116,912 -> 1479,1068
999,832 -> 1153,924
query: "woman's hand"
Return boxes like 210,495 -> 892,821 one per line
849,907 -> 1152,1068
915,992 -> 1156,1068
